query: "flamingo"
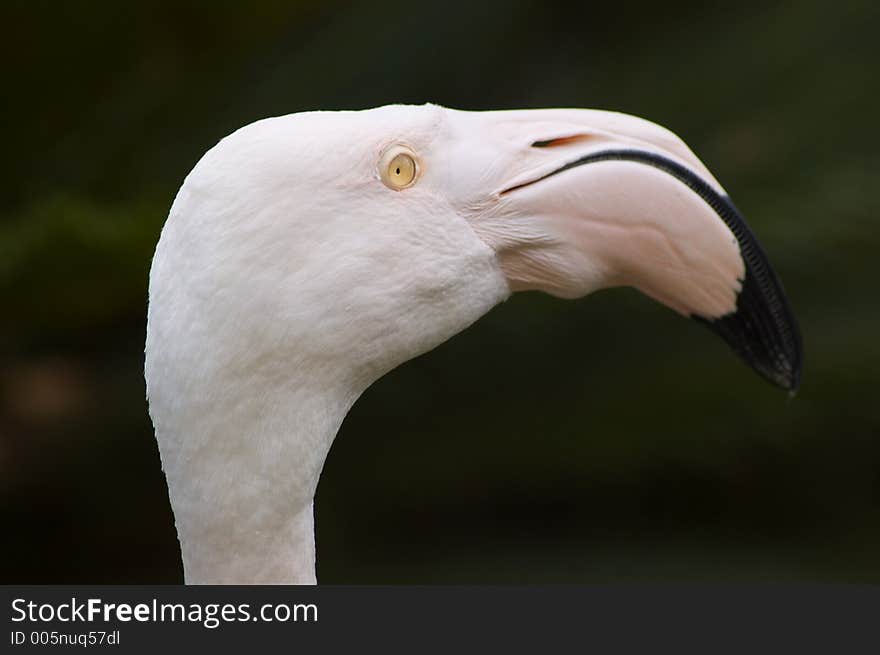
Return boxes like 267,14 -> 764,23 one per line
145,104 -> 801,584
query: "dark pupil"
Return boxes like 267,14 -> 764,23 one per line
395,167 -> 401,175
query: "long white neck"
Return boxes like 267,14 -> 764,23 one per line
154,366 -> 361,584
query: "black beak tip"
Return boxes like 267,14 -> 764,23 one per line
699,302 -> 803,393
695,195 -> 803,394
718,305 -> 803,393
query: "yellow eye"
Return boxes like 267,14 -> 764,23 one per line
379,147 -> 418,190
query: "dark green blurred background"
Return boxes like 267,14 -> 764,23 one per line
2,0 -> 878,583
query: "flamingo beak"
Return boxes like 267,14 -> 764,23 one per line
453,108 -> 803,390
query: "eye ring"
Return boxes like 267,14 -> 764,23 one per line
378,145 -> 419,190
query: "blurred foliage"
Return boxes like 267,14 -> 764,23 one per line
0,0 -> 878,582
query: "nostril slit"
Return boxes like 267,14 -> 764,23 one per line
532,134 -> 595,148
